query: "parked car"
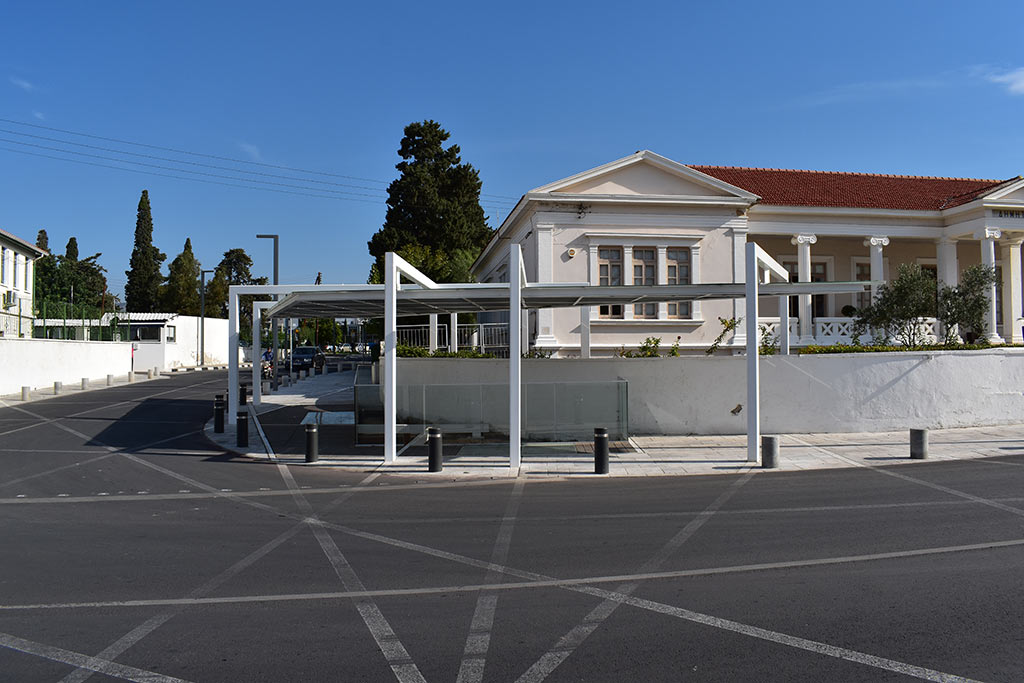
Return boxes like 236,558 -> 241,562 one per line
289,346 -> 325,371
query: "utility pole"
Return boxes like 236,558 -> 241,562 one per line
256,234 -> 279,390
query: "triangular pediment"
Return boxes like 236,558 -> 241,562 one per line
531,150 -> 758,200
985,177 -> 1024,203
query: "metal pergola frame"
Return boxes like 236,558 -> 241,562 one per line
227,245 -> 873,467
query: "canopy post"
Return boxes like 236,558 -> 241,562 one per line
580,306 -> 591,358
746,242 -> 760,463
779,297 -> 790,355
252,303 -> 261,406
384,253 -> 397,464
428,313 -> 438,352
509,243 -> 523,469
449,313 -> 458,352
227,288 -> 240,425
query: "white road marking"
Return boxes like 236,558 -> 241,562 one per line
0,630 -> 191,683
516,472 -> 753,683
456,478 -> 527,683
8,537 -> 1023,613
276,462 -> 427,683
56,470 -> 381,683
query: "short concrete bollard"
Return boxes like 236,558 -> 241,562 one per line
128,372 -> 136,383
762,436 -> 779,468
236,411 -> 248,448
428,427 -> 443,472
594,427 -> 609,474
214,395 -> 225,434
305,423 -> 319,463
81,378 -> 89,390
910,429 -> 928,459
261,380 -> 271,394
54,381 -> 62,395
106,374 -> 114,386
146,369 -> 154,380
21,386 -> 30,401
153,367 -> 160,377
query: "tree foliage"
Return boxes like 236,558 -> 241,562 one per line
125,190 -> 166,312
161,238 -> 201,315
366,120 -> 493,284
856,263 -> 937,346
32,231 -> 109,314
937,264 -> 997,344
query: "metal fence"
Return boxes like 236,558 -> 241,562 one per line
396,323 -> 510,356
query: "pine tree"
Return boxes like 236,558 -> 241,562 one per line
125,190 -> 166,312
367,120 -> 493,283
161,238 -> 201,315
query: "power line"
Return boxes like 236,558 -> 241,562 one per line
0,145 -> 515,212
0,117 -> 523,201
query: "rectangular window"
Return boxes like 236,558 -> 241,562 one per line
598,247 -> 623,318
0,247 -> 6,285
783,261 -> 827,317
632,248 -> 657,318
166,325 -> 177,343
666,247 -> 691,318
12,255 -> 20,292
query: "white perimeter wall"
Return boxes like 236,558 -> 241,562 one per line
0,338 -> 132,395
398,348 -> 1024,435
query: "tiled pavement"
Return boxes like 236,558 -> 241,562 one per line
214,371 -> 1024,478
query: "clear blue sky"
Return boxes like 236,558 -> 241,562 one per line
2,1 -> 1023,295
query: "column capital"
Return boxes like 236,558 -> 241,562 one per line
937,236 -> 958,246
1002,237 -> 1024,248
863,235 -> 890,247
975,227 -> 1002,240
791,233 -> 817,246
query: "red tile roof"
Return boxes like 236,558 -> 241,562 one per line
689,165 -> 1017,211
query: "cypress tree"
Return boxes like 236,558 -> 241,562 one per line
124,190 -> 166,312
65,237 -> 79,261
367,120 -> 493,283
161,238 -> 201,315
33,230 -> 57,311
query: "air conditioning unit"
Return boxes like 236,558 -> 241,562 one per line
2,291 -> 17,309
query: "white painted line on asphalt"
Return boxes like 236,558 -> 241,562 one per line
0,453 -> 116,489
276,462 -> 427,683
56,469 -> 382,683
11,536 -> 1024,613
517,472 -> 754,683
0,630 -> 191,683
788,435 -> 1024,520
456,478 -> 527,683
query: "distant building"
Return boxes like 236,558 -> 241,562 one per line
0,228 -> 46,337
473,151 -> 1024,355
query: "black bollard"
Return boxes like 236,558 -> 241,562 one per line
428,427 -> 443,472
214,395 -> 225,434
236,411 -> 248,448
761,435 -> 779,468
305,423 -> 319,463
594,427 -> 609,474
239,385 -> 247,406
910,429 -> 928,459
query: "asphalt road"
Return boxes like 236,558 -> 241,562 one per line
1,370 -> 1023,682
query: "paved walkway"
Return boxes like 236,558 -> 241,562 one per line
213,371 -> 1024,478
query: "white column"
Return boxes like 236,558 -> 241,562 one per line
580,306 -> 591,358
978,228 -> 1003,344
509,243 -> 522,469
227,289 -> 239,425
428,313 -> 438,352
252,303 -> 261,406
587,245 -> 599,321
622,245 -> 634,321
778,297 -> 790,355
731,227 -> 748,345
534,225 -> 557,346
449,312 -> 458,352
384,252 -> 398,463
521,309 -> 529,355
936,238 -> 959,290
864,236 -> 889,302
745,242 -> 760,463
792,233 -> 817,343
656,246 -> 668,319
1001,239 -> 1023,344
690,244 -> 703,321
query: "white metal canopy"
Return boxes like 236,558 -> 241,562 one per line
227,246 -> 874,469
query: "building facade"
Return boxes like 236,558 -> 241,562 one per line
472,151 -> 1024,355
0,228 -> 46,338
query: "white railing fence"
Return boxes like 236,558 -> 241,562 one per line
396,323 -> 510,354
758,316 -> 941,346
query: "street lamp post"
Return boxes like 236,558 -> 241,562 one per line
199,268 -> 216,367
256,234 -> 279,390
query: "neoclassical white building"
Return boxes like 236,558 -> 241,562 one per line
472,151 -> 1024,355
0,228 -> 45,338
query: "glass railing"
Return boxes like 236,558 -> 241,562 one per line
353,381 -> 628,443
